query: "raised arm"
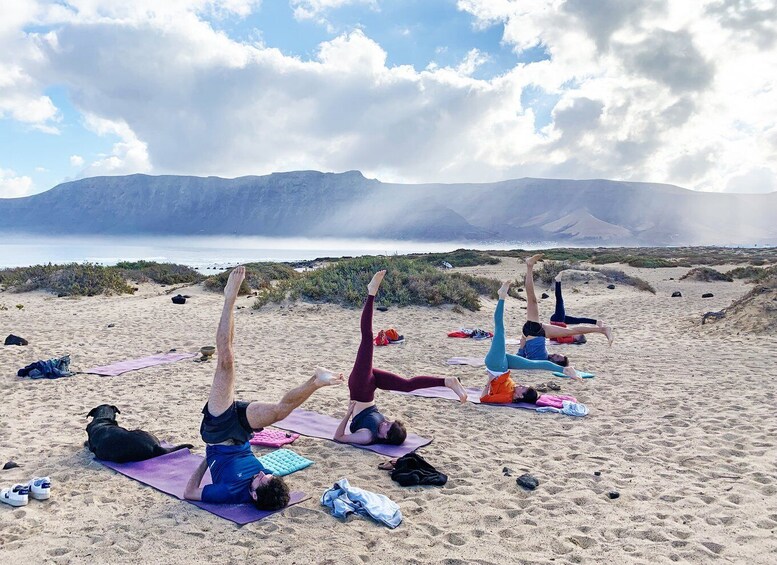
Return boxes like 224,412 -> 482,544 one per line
183,458 -> 208,501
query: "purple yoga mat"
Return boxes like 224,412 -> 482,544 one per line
97,449 -> 307,525
85,352 -> 197,376
391,386 -> 539,410
272,408 -> 432,457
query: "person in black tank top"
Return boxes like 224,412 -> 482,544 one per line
333,270 -> 469,446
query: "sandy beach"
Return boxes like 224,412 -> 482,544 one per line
1,258 -> 776,564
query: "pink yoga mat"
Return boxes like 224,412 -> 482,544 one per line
86,352 -> 197,376
250,429 -> 300,448
272,408 -> 432,457
97,448 -> 307,525
391,386 -> 540,410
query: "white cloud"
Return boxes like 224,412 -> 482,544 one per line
78,114 -> 151,177
290,0 -> 378,21
0,168 -> 34,198
70,155 -> 85,167
0,0 -> 775,192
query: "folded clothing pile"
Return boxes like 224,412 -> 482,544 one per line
447,328 -> 493,340
375,328 -> 404,346
17,355 -> 73,379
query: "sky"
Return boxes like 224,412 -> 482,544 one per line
1,0 -> 776,198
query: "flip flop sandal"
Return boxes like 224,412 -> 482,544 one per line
377,459 -> 397,471
535,384 -> 548,393
546,381 -> 561,391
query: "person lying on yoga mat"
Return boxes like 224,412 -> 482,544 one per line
184,266 -> 343,510
548,272 -> 601,344
518,255 -> 613,367
481,280 -> 579,404
334,270 -> 468,446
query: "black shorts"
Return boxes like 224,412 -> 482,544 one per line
522,321 -> 546,338
200,401 -> 259,444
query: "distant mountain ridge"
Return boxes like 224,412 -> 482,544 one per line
1,171 -> 775,245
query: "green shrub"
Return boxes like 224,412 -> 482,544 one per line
726,265 -> 777,283
534,261 -> 576,285
204,262 -> 299,294
594,268 -> 656,294
412,249 -> 501,268
0,263 -> 135,296
680,267 -> 733,282
590,252 -> 630,265
538,249 -> 596,262
252,255 -> 506,311
625,256 -> 675,268
115,261 -> 204,285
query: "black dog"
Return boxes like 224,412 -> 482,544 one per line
86,404 -> 193,463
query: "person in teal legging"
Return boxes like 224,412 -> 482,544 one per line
480,281 -> 579,404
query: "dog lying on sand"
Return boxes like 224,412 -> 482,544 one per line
86,404 -> 193,463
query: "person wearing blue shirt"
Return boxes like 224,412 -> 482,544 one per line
518,254 -> 613,368
183,266 -> 344,509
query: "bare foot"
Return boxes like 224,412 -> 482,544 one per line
314,367 -> 344,387
563,366 -> 582,381
555,272 -> 563,283
525,254 -> 544,268
445,377 -> 468,403
224,266 -> 245,299
367,270 -> 386,296
598,321 -> 614,346
498,280 -> 511,300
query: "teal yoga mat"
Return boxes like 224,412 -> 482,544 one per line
257,449 -> 313,477
552,371 -> 595,379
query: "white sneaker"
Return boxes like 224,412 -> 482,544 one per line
1,484 -> 29,507
28,477 -> 51,500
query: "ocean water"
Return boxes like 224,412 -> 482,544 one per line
0,235 -> 540,269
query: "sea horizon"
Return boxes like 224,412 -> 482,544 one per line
0,234 -> 559,270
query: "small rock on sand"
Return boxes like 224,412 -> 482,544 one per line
517,474 -> 539,490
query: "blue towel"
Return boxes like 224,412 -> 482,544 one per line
321,478 -> 402,528
257,449 -> 313,477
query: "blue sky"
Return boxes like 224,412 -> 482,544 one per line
1,0 -> 775,196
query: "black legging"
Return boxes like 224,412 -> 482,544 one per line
550,281 -> 597,325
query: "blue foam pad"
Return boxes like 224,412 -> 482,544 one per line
257,449 -> 313,477
552,371 -> 595,379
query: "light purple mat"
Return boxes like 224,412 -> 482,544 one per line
392,386 -> 539,410
97,448 -> 307,525
272,408 -> 432,457
85,352 -> 197,376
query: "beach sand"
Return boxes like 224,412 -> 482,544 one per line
1,259 -> 776,564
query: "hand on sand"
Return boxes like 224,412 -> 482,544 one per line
498,280 -> 511,300
314,367 -> 344,387
525,254 -> 544,269
597,321 -> 614,346
563,366 -> 582,381
445,377 -> 468,403
367,270 -> 386,296
224,266 -> 245,299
